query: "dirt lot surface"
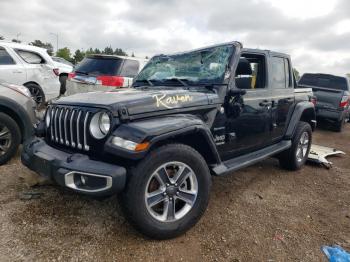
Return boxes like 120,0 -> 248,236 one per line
0,125 -> 349,262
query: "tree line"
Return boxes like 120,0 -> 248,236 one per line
0,35 -> 138,64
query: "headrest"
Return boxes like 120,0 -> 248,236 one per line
236,58 -> 252,75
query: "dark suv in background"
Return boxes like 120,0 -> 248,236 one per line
65,55 -> 148,96
298,73 -> 350,131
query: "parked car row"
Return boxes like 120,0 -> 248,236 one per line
0,39 -> 348,240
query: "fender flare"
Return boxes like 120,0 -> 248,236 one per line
284,101 -> 316,139
104,115 -> 222,164
0,96 -> 34,141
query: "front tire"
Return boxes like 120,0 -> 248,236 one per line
279,121 -> 312,170
0,113 -> 21,165
120,144 -> 211,239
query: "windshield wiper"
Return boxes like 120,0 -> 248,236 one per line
133,79 -> 154,87
164,78 -> 189,86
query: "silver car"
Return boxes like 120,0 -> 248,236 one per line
0,82 -> 37,165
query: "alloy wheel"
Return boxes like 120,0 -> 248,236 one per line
0,125 -> 12,156
28,86 -> 43,105
296,131 -> 309,162
145,161 -> 198,222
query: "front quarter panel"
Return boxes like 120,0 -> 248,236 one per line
104,115 -> 211,159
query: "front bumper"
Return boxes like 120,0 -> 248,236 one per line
21,138 -> 127,196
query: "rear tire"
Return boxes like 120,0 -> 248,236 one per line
334,117 -> 346,132
0,113 -> 21,165
279,121 -> 312,171
119,144 -> 211,239
25,83 -> 45,108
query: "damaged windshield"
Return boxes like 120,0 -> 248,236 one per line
134,44 -> 234,87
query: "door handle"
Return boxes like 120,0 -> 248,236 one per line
13,70 -> 23,74
259,100 -> 272,107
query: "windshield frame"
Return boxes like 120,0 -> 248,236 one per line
133,43 -> 237,88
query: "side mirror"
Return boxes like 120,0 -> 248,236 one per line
228,89 -> 246,97
225,89 -> 246,118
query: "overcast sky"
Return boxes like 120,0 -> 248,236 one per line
1,0 -> 350,76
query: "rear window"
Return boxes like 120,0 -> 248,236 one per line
299,74 -> 348,91
120,59 -> 139,77
75,56 -> 123,76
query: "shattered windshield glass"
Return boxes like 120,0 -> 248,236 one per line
134,44 -> 234,86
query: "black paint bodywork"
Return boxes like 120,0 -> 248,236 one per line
22,42 -> 316,195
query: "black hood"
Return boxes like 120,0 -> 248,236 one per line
56,88 -> 220,116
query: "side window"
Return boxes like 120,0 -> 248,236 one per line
0,47 -> 16,65
271,57 -> 286,89
235,54 -> 266,89
120,60 -> 139,77
16,50 -> 44,64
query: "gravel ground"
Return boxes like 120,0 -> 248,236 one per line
0,124 -> 349,261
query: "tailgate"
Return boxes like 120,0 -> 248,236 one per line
308,86 -> 342,110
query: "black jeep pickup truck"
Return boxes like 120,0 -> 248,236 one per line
22,41 -> 316,239
298,73 -> 350,132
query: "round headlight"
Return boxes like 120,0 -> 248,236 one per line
89,112 -> 111,139
45,108 -> 51,127
99,113 -> 111,135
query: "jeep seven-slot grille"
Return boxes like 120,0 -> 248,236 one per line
47,106 -> 91,151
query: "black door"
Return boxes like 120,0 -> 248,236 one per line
269,56 -> 295,141
213,56 -> 272,160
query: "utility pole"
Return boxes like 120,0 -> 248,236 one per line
16,33 -> 21,42
50,32 -> 59,54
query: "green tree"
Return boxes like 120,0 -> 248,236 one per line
93,48 -> 101,54
30,40 -> 54,55
12,39 -> 21,43
73,49 -> 85,64
114,48 -> 127,56
293,68 -> 300,81
85,48 -> 94,55
346,73 -> 350,79
145,56 -> 149,59
103,46 -> 114,55
131,52 -> 135,57
0,35 -> 4,40
56,47 -> 72,62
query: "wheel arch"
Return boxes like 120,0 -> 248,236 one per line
285,101 -> 316,139
149,128 -> 222,167
23,81 -> 41,88
300,107 -> 316,130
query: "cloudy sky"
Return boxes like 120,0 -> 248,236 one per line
1,0 -> 350,76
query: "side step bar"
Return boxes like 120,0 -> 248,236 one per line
212,140 -> 292,176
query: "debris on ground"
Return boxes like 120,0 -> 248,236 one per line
19,192 -> 44,200
321,245 -> 350,262
308,145 -> 345,168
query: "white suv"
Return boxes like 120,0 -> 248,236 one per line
0,42 -> 60,107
